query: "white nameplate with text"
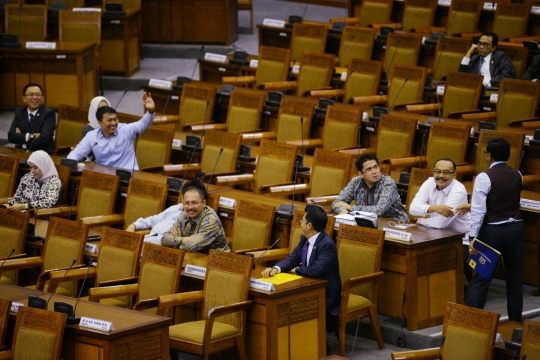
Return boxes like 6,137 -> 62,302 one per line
219,197 -> 236,208
172,139 -> 182,148
292,65 -> 300,74
489,94 -> 498,102
11,302 -> 24,312
438,0 -> 451,5
521,199 -> 540,211
436,85 -> 445,95
204,53 -> 228,63
525,135 -> 533,144
263,19 -> 285,28
340,71 -> 347,81
185,264 -> 207,277
85,243 -> 99,253
73,7 -> 101,11
483,2 -> 496,10
26,42 -> 56,49
149,79 -> 172,89
250,278 -> 274,291
383,227 -> 413,242
532,6 -> 540,14
80,317 -> 114,331
249,59 -> 259,68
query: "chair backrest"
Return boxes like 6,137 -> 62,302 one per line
442,302 -> 499,360
338,26 -> 376,67
42,217 -> 89,296
0,299 -> 10,349
255,46 -> 291,87
520,319 -> 540,360
477,130 -> 524,174
206,193 -> 221,212
388,64 -> 427,108
11,306 -> 67,360
289,209 -> 336,252
54,164 -> 71,205
442,71 -> 483,118
0,209 -> 29,286
226,88 -> 266,134
446,0 -> 482,35
76,171 -> 120,219
376,114 -> 418,162
401,0 -> 438,32
255,140 -> 298,193
231,199 -> 275,252
200,130 -> 242,174
179,83 -> 216,129
493,3 -> 531,40
433,37 -> 472,81
6,4 -> 47,42
336,224 -> 385,301
46,0 -> 84,10
356,0 -> 393,27
344,58 -> 382,102
276,96 -> 315,142
321,104 -> 362,150
310,149 -> 353,197
136,126 -> 174,169
496,79 -> 540,127
59,10 -> 101,45
426,122 -> 471,170
290,23 -> 328,60
102,0 -> 140,11
296,51 -> 335,97
405,167 -> 433,219
124,178 -> 168,229
55,104 -> 89,152
201,250 -> 253,331
383,33 -> 423,71
0,155 -> 19,197
497,45 -> 529,79
137,243 -> 185,315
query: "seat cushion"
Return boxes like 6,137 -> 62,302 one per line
170,320 -> 240,344
347,294 -> 372,311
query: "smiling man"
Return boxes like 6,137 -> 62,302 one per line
67,91 -> 155,170
8,83 -> 56,154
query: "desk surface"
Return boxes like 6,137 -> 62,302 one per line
0,42 -> 95,54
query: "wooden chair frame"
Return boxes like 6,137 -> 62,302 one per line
290,23 -> 329,60
0,156 -> 19,198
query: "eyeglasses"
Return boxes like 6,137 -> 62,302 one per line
24,93 -> 43,98
183,201 -> 203,207
362,164 -> 380,174
477,41 -> 492,48
433,170 -> 455,176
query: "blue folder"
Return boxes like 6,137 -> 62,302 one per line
468,239 -> 502,280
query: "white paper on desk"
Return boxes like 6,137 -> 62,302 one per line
334,214 -> 357,228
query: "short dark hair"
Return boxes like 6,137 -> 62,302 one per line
355,154 -> 379,172
434,158 -> 456,171
481,31 -> 498,47
486,138 -> 510,162
96,106 -> 117,121
304,204 -> 328,232
23,83 -> 43,96
182,179 -> 207,200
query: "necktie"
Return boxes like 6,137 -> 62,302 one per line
301,241 -> 309,267
29,114 -> 34,129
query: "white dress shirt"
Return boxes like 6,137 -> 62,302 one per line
133,204 -> 183,244
461,52 -> 492,86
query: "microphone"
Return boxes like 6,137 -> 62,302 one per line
200,99 -> 211,144
338,35 -> 355,67
191,45 -> 205,80
286,59 -> 297,93
395,0 -> 405,25
173,46 -> 205,90
388,77 -> 409,110
0,248 -> 16,269
238,110 -> 262,163
295,117 -> 309,172
335,69 -> 354,102
446,2 -> 462,35
301,1 -> 309,19
419,126 -> 427,169
496,86 -> 507,126
276,155 -> 300,220
84,141 -> 98,162
425,44 -> 446,90
67,188 -> 79,221
435,336 -> 446,360
206,147 -> 224,190
114,88 -> 129,110
380,37 -> 401,85
219,53 -> 246,95
181,148 -> 197,186
28,258 -> 77,310
252,238 -> 281,268
489,61 -> 506,87
158,95 -> 171,121
54,261 -> 92,324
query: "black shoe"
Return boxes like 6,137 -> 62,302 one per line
326,342 -> 331,356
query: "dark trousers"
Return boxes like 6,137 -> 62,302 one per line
465,222 -> 525,322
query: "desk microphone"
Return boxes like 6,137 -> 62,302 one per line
83,141 -> 98,162
446,2 -> 462,35
435,336 -> 446,360
496,86 -> 507,126
276,153 -> 300,220
338,35 -> 355,67
419,130 -> 427,169
67,187 -> 79,221
54,261 -> 92,324
286,59 -> 297,93
396,0 -> 405,25
380,37 -> 401,85
0,248 -> 15,270
206,148 -> 224,190
252,238 -> 281,269
28,258 -> 77,310
181,148 -> 197,186
425,43 -> 446,90
335,69 -> 354,102
388,77 -> 409,110
115,88 -> 129,110
200,100 -> 211,145
158,95 -> 171,121
174,46 -> 205,90
191,45 -> 205,80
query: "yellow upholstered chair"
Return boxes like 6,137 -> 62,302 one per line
337,26 -> 376,68
179,83 -> 216,130
0,306 -> 67,360
382,33 -> 423,71
102,0 -> 140,11
391,302 -> 499,360
136,126 -> 175,170
0,156 -> 19,198
54,164 -> 71,206
0,209 -> 29,286
354,0 -> 393,27
405,167 -> 432,219
492,3 -> 531,40
54,104 -> 89,154
59,10 -> 101,45
445,0 -> 482,36
275,96 -> 315,142
237,0 -> 252,34
230,200 -> 275,253
336,224 -> 385,356
401,0 -> 438,32
5,4 -> 47,42
157,250 -> 253,360
89,243 -> 185,316
498,45 -> 529,80
475,130 -> 524,175
217,139 -> 298,194
431,37 -> 472,81
0,299 -> 10,350
290,23 -> 328,60
520,319 -> 540,360
0,217 -> 88,296
46,0 -> 84,10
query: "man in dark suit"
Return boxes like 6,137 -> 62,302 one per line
7,83 -> 56,154
522,54 -> 540,82
457,32 -> 514,87
261,204 -> 341,331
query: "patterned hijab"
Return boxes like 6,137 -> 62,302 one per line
88,96 -> 111,129
27,150 -> 58,181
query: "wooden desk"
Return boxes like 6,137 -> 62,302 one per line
101,10 -> 141,76
495,321 -> 524,360
0,283 -> 170,360
198,56 -> 257,84
0,42 -> 98,108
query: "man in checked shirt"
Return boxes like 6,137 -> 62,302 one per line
161,180 -> 230,253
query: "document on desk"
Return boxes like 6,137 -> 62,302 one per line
263,273 -> 302,285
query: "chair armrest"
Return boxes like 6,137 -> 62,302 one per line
412,26 -> 446,35
371,22 -> 399,31
523,120 -> 540,129
507,117 -> 540,127
461,111 -> 496,123
0,256 -> 43,272
157,290 -> 204,316
190,123 -> 227,132
269,183 -> 309,197
384,156 -> 424,170
135,229 -> 151,235
406,103 -> 438,114
48,267 -> 97,291
258,182 -> 294,194
261,81 -> 298,92
351,95 -> 387,106
329,17 -> 359,25
98,276 -> 139,287
199,171 -> 240,183
216,174 -> 254,186
523,175 -> 540,187
88,283 -> 139,302
301,86 -> 333,97
152,117 -> 179,126
306,195 -> 338,205
162,164 -> 202,176
343,271 -> 383,292
0,197 -> 8,204
202,300 -> 252,345
308,89 -> 340,99
241,132 -> 277,142
0,350 -> 12,360
392,101 -> 425,111
338,148 -> 375,156
139,165 -> 166,173
455,164 -> 477,177
0,253 -> 26,261
133,298 -> 159,312
447,109 -> 481,119
286,138 -> 323,149
235,246 -> 273,255
35,206 -> 76,219
391,348 -> 440,360
248,248 -> 290,263
38,264 -> 86,291
222,76 -> 256,85
81,213 -> 124,228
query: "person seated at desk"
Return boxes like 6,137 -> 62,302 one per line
522,54 -> 540,82
126,204 -> 183,245
331,154 -> 408,221
3,151 -> 61,211
66,91 -> 155,170
261,204 -> 341,333
7,83 -> 56,154
84,96 -> 111,138
161,180 -> 230,253
457,31 -> 514,87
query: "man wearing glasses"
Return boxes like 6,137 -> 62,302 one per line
458,31 -> 514,87
161,180 -> 230,253
331,154 -> 408,221
8,83 -> 56,154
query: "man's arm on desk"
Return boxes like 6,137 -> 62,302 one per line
415,185 -> 468,229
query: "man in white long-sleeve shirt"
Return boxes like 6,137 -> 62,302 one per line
125,204 -> 183,244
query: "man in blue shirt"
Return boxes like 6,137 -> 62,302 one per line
67,91 -> 155,170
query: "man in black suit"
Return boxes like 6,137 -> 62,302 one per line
522,54 -> 540,82
261,204 -> 341,331
7,83 -> 56,154
457,32 -> 514,87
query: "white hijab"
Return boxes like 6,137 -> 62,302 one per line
28,151 -> 58,181
88,96 -> 111,129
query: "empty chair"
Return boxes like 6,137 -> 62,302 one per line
492,3 -> 532,40
0,156 -> 19,198
290,23 -> 328,60
6,4 -> 47,42
0,209 -> 29,286
337,26 -> 376,68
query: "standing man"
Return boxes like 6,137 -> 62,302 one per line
67,91 -> 155,170
458,32 -> 514,87
8,83 -> 56,154
466,138 -> 524,322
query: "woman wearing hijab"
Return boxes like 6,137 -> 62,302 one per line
6,151 -> 62,211
83,96 -> 111,138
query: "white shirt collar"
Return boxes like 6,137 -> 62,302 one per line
307,232 -> 320,245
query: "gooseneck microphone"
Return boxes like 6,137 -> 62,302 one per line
181,148 -> 197,186
426,43 -> 446,90
0,248 -> 16,269
67,188 -> 79,221
28,258 -> 77,310
338,35 -> 355,66
55,262 -> 92,324
206,148 -> 224,190
435,336 -> 446,360
115,88 -> 129,109
446,2 -> 462,35
335,69 -> 354,102
158,95 -> 171,122
380,38 -> 402,85
389,77 -> 409,110
496,86 -> 507,127
252,238 -> 281,268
